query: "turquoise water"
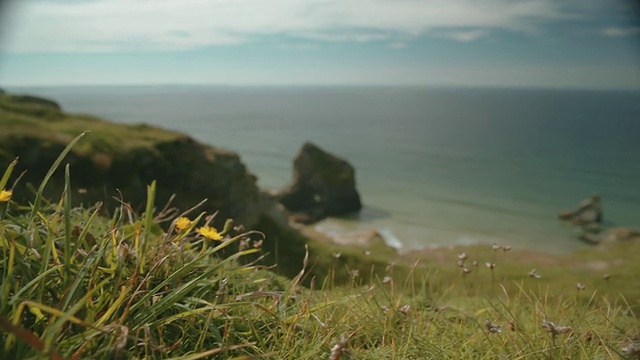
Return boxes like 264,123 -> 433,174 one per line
10,85 -> 640,253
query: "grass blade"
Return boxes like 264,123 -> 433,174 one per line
0,316 -> 65,360
0,158 -> 17,190
63,164 -> 72,282
28,131 -> 88,226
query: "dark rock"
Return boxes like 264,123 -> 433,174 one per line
560,194 -> 640,246
580,227 -> 640,245
559,194 -> 602,225
279,142 -> 362,223
2,133 -> 269,228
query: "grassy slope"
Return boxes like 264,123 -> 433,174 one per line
1,186 -> 638,359
0,94 -> 639,359
0,93 -> 180,155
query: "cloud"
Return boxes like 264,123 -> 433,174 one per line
0,0 -> 600,53
600,26 -> 640,37
443,30 -> 489,42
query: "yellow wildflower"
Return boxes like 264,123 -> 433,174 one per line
175,217 -> 193,231
197,226 -> 223,241
0,190 -> 12,202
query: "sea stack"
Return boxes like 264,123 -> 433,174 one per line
279,142 -> 362,224
558,194 -> 603,226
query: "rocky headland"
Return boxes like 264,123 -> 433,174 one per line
0,90 -> 393,283
0,91 -> 267,228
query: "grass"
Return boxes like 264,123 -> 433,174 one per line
0,136 -> 639,359
0,93 -> 180,154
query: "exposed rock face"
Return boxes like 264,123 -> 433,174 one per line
559,194 -> 602,225
279,142 -> 362,224
2,134 -> 268,228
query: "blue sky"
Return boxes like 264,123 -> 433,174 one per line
0,0 -> 639,89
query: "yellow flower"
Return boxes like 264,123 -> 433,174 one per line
175,217 -> 193,231
197,226 -> 223,241
0,189 -> 12,202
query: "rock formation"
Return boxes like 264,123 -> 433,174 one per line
581,227 -> 640,245
558,194 -> 602,226
558,194 -> 640,246
0,92 -> 267,229
279,142 -> 362,224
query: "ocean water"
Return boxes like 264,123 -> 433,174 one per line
9,85 -> 640,254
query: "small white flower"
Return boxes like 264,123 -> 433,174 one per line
330,335 -> 349,360
399,304 -> 410,316
541,320 -> 572,335
621,342 -> 640,357
485,320 -> 504,333
528,269 -> 541,279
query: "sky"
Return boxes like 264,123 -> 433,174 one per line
0,0 -> 639,89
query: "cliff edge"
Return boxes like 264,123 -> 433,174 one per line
0,91 -> 267,228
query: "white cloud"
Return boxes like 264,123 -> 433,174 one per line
0,0 -> 589,53
601,26 -> 640,37
443,30 -> 489,42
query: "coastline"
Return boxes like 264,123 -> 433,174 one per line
296,215 -> 569,262
5,85 -> 640,256
298,215 -> 636,279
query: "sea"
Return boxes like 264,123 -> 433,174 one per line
7,85 -> 640,254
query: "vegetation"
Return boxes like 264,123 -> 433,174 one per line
0,91 -> 264,238
1,135 -> 639,359
0,92 -> 179,153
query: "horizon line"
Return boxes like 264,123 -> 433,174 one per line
4,82 -> 640,92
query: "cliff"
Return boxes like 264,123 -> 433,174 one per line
0,91 -> 398,283
0,91 -> 268,228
